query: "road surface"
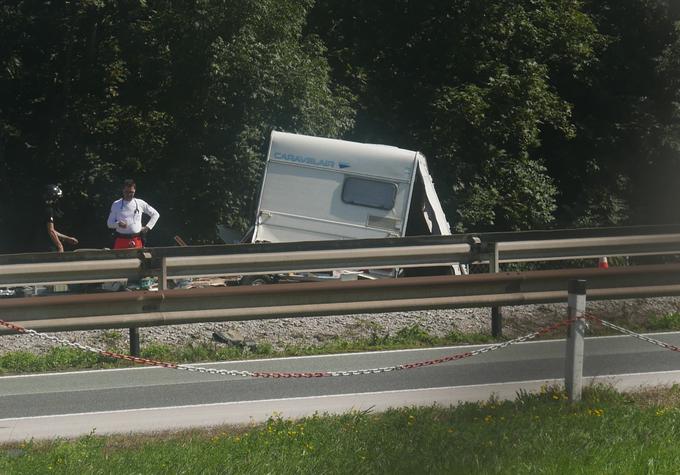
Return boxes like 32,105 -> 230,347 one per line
2,332 -> 680,442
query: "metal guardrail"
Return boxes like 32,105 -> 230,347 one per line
3,224 -> 680,264
1,229 -> 679,286
497,234 -> 680,262
0,259 -> 142,287
163,243 -> 472,279
2,263 -> 680,334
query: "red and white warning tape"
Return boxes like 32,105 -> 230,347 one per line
6,315 -> 678,378
0,317 -> 576,378
586,313 -> 680,353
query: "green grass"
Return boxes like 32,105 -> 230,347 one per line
646,312 -> 680,331
3,385 -> 680,474
0,324 -> 493,375
582,310 -> 680,338
0,343 -> 274,375
280,324 -> 493,357
0,347 -> 103,374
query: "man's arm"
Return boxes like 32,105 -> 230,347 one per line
57,231 -> 78,246
47,221 -> 79,252
46,222 -> 63,252
141,200 -> 160,232
106,202 -> 119,229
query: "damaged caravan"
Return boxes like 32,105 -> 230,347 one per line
225,131 -> 462,283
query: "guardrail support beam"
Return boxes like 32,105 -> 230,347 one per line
130,327 -> 140,357
2,264 -> 680,335
160,257 -> 168,291
565,279 -> 587,402
490,242 -> 502,337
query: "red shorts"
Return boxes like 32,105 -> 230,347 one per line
113,236 -> 143,249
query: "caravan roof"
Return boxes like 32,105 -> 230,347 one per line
268,131 -> 418,182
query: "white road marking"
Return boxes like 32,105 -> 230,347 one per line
3,370 -> 680,443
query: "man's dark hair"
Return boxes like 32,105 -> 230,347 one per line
123,179 -> 136,187
43,184 -> 63,202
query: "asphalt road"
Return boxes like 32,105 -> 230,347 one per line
3,332 -> 680,442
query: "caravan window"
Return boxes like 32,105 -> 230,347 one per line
342,177 -> 397,210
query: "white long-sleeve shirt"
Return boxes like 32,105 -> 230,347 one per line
107,198 -> 160,234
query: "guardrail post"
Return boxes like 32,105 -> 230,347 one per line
490,242 -> 502,337
130,327 -> 140,356
161,257 -> 168,291
565,279 -> 587,402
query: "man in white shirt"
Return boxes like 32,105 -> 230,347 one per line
107,179 -> 160,249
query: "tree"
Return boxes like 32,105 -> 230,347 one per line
148,0 -> 355,241
0,1 -> 354,252
540,0 -> 680,226
308,0 -> 604,231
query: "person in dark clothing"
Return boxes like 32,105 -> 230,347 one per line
41,184 -> 78,252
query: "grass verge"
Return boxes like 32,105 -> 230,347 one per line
0,325 -> 493,375
2,384 -> 680,474
2,310 -> 680,375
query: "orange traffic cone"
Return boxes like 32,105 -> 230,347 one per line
598,256 -> 609,269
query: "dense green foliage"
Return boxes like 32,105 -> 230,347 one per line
309,0 -> 602,231
3,386 -> 680,474
1,1 -> 679,252
0,0 -> 354,250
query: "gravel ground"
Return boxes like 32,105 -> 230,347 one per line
2,297 -> 679,355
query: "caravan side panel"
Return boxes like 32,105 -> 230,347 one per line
255,161 -> 412,242
252,131 -> 418,242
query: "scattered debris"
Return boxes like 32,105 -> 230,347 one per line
179,277 -> 232,289
212,330 -> 257,351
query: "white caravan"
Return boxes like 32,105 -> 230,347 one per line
229,131 -> 462,282
251,131 -> 452,243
